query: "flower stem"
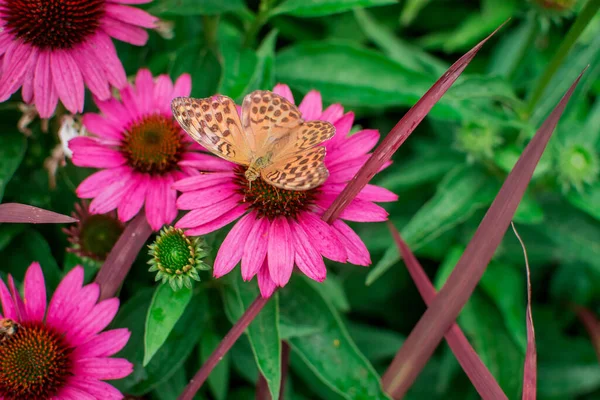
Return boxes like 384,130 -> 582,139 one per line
178,295 -> 271,400
527,0 -> 600,113
95,212 -> 153,300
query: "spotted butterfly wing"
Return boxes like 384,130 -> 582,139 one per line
262,146 -> 329,191
171,96 -> 251,165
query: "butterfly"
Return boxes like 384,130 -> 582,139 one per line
171,90 -> 335,191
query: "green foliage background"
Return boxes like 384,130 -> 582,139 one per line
1,0 -> 599,399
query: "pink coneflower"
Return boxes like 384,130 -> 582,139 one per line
173,84 -> 397,297
0,0 -> 157,118
69,68 -> 222,231
0,262 -> 132,399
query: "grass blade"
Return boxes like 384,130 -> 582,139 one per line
381,68 -> 587,399
322,21 -> 507,224
0,203 -> 77,224
387,222 -> 507,400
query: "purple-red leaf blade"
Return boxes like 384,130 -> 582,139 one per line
388,222 -> 507,400
0,203 -> 78,224
322,21 -> 507,224
381,68 -> 587,399
95,212 -> 153,300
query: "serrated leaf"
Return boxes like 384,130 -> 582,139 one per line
222,274 -> 281,400
280,276 -> 389,400
201,329 -> 230,400
271,0 -> 396,17
0,131 -> 26,202
144,285 -> 193,366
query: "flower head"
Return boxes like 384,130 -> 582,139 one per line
173,84 -> 397,297
0,0 -> 158,118
0,262 -> 132,399
70,69 -> 224,231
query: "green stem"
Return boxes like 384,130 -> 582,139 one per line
527,0 -> 600,113
243,0 -> 275,48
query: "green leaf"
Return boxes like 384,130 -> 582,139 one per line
201,329 -> 230,400
149,0 -> 246,16
222,274 -> 281,400
249,30 -> 279,91
0,131 -> 26,202
271,0 -> 396,17
513,191 -> 544,225
63,252 -> 101,284
218,24 -> 260,101
566,182 -> 600,221
538,364 -> 600,398
152,365 -> 190,400
280,276 -> 390,400
434,245 -> 465,290
0,224 -> 25,252
367,166 -> 497,285
0,229 -> 62,291
144,285 -> 193,366
310,275 -> 350,313
348,322 -> 404,364
171,40 -> 222,99
230,335 -> 260,384
112,289 -> 208,395
459,292 -> 524,399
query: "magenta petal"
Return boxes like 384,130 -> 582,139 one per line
326,183 -> 398,202
172,73 -> 192,98
298,90 -> 322,120
74,357 -> 133,380
50,50 -> 85,113
46,267 -> 84,327
72,46 -> 110,100
87,32 -> 127,89
95,96 -> 130,124
332,220 -> 371,266
82,113 -> 123,140
213,213 -> 254,278
117,173 -> 149,222
0,278 -> 16,320
70,137 -> 127,168
257,260 -> 277,298
101,17 -> 149,46
58,284 -> 100,335
172,172 -> 234,191
290,221 -> 326,282
319,103 -> 344,123
176,195 -> 241,228
241,216 -> 269,281
105,4 -> 157,28
178,154 -> 234,172
8,276 -> 27,321
23,262 -> 46,322
153,74 -> 174,112
21,61 -> 35,103
335,129 -> 380,154
76,167 -> 129,198
272,84 -> 295,103
68,376 -> 124,400
89,172 -> 135,215
0,42 -> 36,101
329,112 -> 355,146
68,298 -> 119,345
73,328 -> 131,358
184,205 -> 247,236
134,68 -> 154,115
298,213 -> 347,263
338,198 -> 389,222
58,386 -> 96,400
176,182 -> 238,210
267,217 -> 295,287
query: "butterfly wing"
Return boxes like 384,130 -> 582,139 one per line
272,120 -> 335,162
171,96 -> 251,165
241,90 -> 303,157
261,146 -> 329,191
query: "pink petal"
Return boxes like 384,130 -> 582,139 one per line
153,74 -> 174,112
86,32 -> 127,89
76,167 -> 130,198
184,205 -> 247,236
72,328 -> 131,358
332,220 -> 370,266
172,172 -> 234,191
272,84 -> 294,104
213,213 -> 255,278
117,173 -> 149,222
69,137 -> 127,168
108,0 -> 152,3
176,182 -> 238,210
298,213 -> 347,262
329,112 -> 354,146
50,50 -> 85,113
172,73 -> 192,98
134,68 -> 154,115
334,129 -> 380,155
0,278 -> 15,320
241,216 -> 269,280
145,176 -> 177,230
95,96 -> 130,125
323,183 -> 397,202
0,42 -> 36,101
82,113 -> 123,140
57,284 -> 100,335
176,195 -> 242,228
8,276 -> 27,321
89,171 -> 135,215
72,46 -> 111,100
58,387 -> 95,400
298,90 -> 322,120
33,51 -> 59,118
101,17 -> 149,46
67,298 -> 119,345
67,376 -> 124,400
105,4 -> 157,28
74,357 -> 133,380
178,153 -> 234,172
257,261 -> 277,298
338,198 -> 389,222
23,262 -> 46,322
320,103 -> 344,123
46,267 -> 84,328
119,85 -> 140,117
21,61 -> 35,103
290,221 -> 326,282
267,217 -> 295,287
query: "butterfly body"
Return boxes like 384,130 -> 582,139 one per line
172,91 -> 336,191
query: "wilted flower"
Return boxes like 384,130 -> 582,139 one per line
0,0 -> 158,118
173,84 -> 397,297
70,69 -> 223,231
0,262 -> 132,399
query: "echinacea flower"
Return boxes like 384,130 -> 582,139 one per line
69,68 -> 222,231
0,262 -> 132,399
173,84 -> 398,297
0,0 -> 157,118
